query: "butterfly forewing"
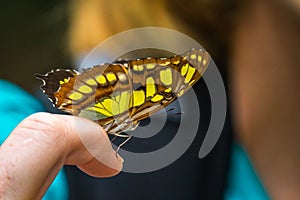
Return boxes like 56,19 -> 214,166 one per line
35,49 -> 210,135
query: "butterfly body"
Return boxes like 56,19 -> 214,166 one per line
35,49 -> 210,135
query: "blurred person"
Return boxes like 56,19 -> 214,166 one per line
1,0 -> 300,199
66,1 -> 230,200
67,0 -> 300,199
228,1 -> 300,199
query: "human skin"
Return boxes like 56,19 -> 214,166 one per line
230,0 -> 300,199
0,112 -> 123,199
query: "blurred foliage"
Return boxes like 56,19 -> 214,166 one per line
0,0 -> 71,93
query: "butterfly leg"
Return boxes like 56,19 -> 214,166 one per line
110,136 -> 118,142
114,133 -> 132,137
115,134 -> 132,155
110,132 -> 131,144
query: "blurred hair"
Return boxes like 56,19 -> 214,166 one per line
69,0 -> 178,57
68,0 -> 248,63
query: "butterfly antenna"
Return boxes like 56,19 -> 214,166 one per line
151,107 -> 176,118
167,108 -> 175,112
175,112 -> 184,115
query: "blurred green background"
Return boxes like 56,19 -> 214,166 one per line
0,0 -> 70,93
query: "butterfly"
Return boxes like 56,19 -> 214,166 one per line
35,49 -> 210,137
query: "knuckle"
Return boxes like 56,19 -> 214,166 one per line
18,112 -> 68,146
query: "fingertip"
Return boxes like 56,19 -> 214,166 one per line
77,155 -> 123,178
60,115 -> 124,175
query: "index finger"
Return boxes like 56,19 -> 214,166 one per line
0,112 -> 123,199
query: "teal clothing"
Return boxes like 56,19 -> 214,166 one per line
0,80 -> 68,200
225,143 -> 270,200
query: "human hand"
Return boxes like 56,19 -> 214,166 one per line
0,112 -> 123,199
